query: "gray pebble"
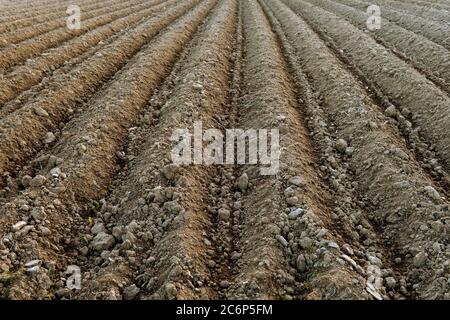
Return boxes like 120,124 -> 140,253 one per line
237,173 -> 249,191
91,232 -> 115,251
335,139 -> 348,153
413,251 -> 427,267
123,284 -> 140,300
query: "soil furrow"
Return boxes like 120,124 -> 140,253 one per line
265,0 -> 449,299
71,0 -> 237,300
296,0 -> 450,192
282,0 -> 450,176
0,0 -> 216,299
0,0 -> 134,34
197,0 -> 244,299
0,0 -> 173,108
303,0 -> 450,91
0,0 -> 137,40
0,0 -> 96,21
335,0 -> 450,49
0,0 -> 197,180
221,0 -> 368,300
0,0 -> 168,70
261,0 -> 412,300
0,0 -> 448,302
378,0 -> 450,23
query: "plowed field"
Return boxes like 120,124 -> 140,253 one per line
0,0 -> 448,300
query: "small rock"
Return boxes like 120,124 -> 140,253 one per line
27,266 -> 40,274
21,175 -> 32,187
413,251 -> 427,267
91,222 -> 106,235
208,260 -> 216,268
152,187 -> 165,203
385,277 -> 397,289
276,235 -> 288,247
20,204 -> 30,212
146,256 -> 156,264
20,225 -> 34,235
299,237 -> 314,249
163,200 -> 183,215
345,147 -> 354,157
43,132 -> 55,144
123,284 -> 140,300
193,83 -> 203,90
34,107 -> 48,117
237,173 -> 249,191
79,246 -> 89,256
296,254 -> 307,272
218,208 -> 231,221
112,226 -> 124,240
230,251 -> 241,260
128,219 -> 140,232
341,254 -> 363,274
161,164 -> 178,181
335,139 -> 348,153
122,231 -> 137,245
288,176 -> 304,187
327,241 -> 340,250
55,288 -> 71,298
366,282 -> 383,300
288,208 -> 304,220
384,106 -> 397,118
424,186 -> 440,201
342,244 -> 354,255
430,221 -> 444,232
77,143 -> 87,154
25,260 -> 41,268
91,232 -> 115,251
30,175 -> 46,187
284,187 -> 295,198
165,283 -> 178,298
12,221 -> 27,231
31,207 -> 45,221
368,255 -> 382,267
286,196 -> 299,206
50,167 -> 62,178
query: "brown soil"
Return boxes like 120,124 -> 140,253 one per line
0,0 -> 448,300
